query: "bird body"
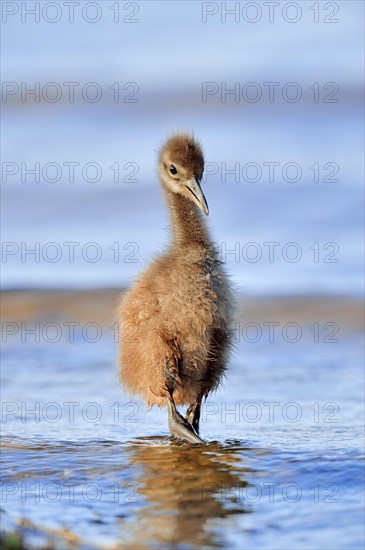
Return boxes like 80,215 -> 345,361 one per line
118,134 -> 233,442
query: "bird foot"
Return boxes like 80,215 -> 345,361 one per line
184,400 -> 201,435
167,399 -> 204,444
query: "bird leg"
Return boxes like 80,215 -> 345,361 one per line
184,399 -> 202,434
166,396 -> 204,444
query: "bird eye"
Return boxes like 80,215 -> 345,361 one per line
169,164 -> 178,175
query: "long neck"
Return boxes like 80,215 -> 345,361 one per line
164,189 -> 212,250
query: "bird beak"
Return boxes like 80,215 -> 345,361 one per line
185,176 -> 209,216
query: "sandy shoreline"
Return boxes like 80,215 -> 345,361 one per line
1,289 -> 363,332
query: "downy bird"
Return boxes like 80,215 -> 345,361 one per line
118,133 -> 233,443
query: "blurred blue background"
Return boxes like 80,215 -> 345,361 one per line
1,5 -> 364,548
2,0 -> 364,295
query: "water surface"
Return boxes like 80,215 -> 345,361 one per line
1,305 -> 363,549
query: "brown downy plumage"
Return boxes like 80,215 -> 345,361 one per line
118,133 -> 233,443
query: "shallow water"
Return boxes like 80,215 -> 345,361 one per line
1,320 -> 364,549
2,2 -> 364,546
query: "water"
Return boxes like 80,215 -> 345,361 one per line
2,1 -> 364,295
1,2 -> 364,547
1,318 -> 364,549
2,107 -> 364,294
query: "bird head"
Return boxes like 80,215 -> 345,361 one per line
158,133 -> 208,215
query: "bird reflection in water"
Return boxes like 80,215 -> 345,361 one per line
116,437 -> 254,548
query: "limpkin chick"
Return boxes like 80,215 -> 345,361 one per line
118,133 -> 233,443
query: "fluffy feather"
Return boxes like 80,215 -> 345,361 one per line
118,133 -> 234,408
